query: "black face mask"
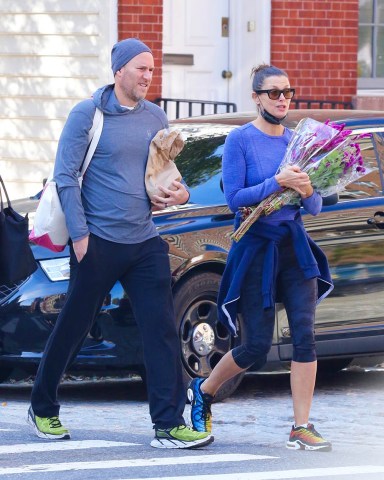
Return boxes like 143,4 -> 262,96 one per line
260,107 -> 287,125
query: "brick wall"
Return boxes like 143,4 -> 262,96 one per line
353,95 -> 384,110
117,0 -> 163,101
271,0 -> 359,108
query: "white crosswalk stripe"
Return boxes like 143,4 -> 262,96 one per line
1,437 -> 383,479
0,454 -> 273,475
0,440 -> 139,454
114,466 -> 384,480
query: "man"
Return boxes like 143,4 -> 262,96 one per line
27,38 -> 213,449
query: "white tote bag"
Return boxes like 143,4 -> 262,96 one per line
29,108 -> 103,252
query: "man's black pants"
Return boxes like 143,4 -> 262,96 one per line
31,234 -> 186,429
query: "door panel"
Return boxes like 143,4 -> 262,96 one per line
163,0 -> 230,119
277,132 -> 384,360
310,203 -> 384,330
278,201 -> 384,360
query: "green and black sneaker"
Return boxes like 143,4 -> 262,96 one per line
27,405 -> 71,440
151,424 -> 213,449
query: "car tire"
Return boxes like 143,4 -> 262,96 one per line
173,271 -> 244,402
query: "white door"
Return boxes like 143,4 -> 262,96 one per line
163,0 -> 231,119
162,0 -> 272,119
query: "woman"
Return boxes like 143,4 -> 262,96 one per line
188,64 -> 333,452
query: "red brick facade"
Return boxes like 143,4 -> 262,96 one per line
117,0 -> 163,101
270,0 -> 359,108
116,0 -> 372,109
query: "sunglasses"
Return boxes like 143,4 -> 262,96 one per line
254,88 -> 295,100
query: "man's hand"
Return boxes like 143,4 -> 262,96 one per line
73,235 -> 89,263
151,180 -> 190,210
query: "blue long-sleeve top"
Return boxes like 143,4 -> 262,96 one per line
218,122 -> 333,336
54,84 -> 176,243
222,123 -> 322,228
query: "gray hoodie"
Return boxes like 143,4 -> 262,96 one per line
54,84 -> 168,243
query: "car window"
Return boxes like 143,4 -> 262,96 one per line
373,131 -> 384,191
174,125 -> 233,206
339,131 -> 384,200
173,122 -> 384,204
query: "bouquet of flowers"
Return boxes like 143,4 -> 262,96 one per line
231,117 -> 372,242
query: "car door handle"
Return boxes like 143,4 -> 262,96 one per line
213,213 -> 235,222
367,211 -> 384,229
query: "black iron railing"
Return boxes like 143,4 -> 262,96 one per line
154,97 -> 237,119
154,97 -> 354,119
291,98 -> 354,109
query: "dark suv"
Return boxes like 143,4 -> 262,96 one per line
1,109 -> 383,400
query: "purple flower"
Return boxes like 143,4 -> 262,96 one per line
232,117 -> 372,242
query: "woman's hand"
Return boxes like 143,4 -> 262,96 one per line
151,180 -> 190,209
276,165 -> 313,197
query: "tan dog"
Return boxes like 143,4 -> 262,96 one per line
145,129 -> 184,201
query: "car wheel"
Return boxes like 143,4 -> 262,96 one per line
173,271 -> 244,402
317,358 -> 353,375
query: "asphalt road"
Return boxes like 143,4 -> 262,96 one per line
0,364 -> 384,480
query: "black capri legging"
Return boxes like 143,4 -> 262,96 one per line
232,240 -> 318,370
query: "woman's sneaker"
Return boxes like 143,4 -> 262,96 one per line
27,406 -> 71,440
187,378 -> 213,433
150,425 -> 213,449
286,423 -> 332,451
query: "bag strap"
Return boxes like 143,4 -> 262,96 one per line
79,107 -> 104,178
0,175 -> 11,212
46,108 -> 104,183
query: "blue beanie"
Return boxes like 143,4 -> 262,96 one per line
111,38 -> 152,75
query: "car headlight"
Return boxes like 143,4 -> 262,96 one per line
39,258 -> 70,281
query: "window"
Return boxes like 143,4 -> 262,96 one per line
339,131 -> 384,200
174,124 -> 233,206
358,0 -> 384,88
